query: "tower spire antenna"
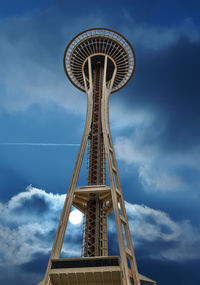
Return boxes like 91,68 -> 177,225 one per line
39,28 -> 156,285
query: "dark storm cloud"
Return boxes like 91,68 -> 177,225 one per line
11,194 -> 50,214
126,35 -> 200,151
114,24 -> 200,194
20,252 -> 49,274
137,258 -> 199,285
0,164 -> 28,200
0,265 -> 41,285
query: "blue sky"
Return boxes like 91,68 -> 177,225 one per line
0,1 -> 200,284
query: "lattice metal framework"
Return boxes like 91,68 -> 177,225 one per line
39,28 -> 156,285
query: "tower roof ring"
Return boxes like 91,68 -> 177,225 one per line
63,28 -> 136,93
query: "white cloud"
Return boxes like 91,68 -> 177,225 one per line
109,201 -> 200,261
126,202 -> 200,261
0,186 -> 200,268
125,202 -> 180,242
0,12 -> 92,115
110,100 -> 154,130
139,165 -> 186,192
115,123 -> 200,192
122,17 -> 200,51
115,135 -> 153,165
0,35 -> 86,114
0,186 -> 82,266
0,9 -> 109,116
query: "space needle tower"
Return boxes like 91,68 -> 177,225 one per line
39,28 -> 156,285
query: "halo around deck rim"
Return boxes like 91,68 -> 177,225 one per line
63,28 -> 136,93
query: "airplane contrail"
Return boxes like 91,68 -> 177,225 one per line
0,143 -> 80,146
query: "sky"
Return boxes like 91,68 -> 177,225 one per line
0,0 -> 200,284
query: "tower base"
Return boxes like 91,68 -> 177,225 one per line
39,256 -> 156,285
50,256 -> 121,285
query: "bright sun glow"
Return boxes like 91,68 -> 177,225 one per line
69,210 -> 83,225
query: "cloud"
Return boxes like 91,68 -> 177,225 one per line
113,18 -> 200,193
0,186 -> 82,267
139,165 -> 186,191
0,30 -> 86,114
0,185 -> 199,271
0,6 -> 109,115
0,10 -> 91,114
115,115 -> 200,192
110,99 -> 154,130
125,202 -> 200,261
123,17 -> 200,52
108,201 -> 200,261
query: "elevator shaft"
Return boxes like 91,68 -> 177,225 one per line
84,62 -> 107,257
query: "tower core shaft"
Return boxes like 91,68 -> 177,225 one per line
84,62 -> 107,257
